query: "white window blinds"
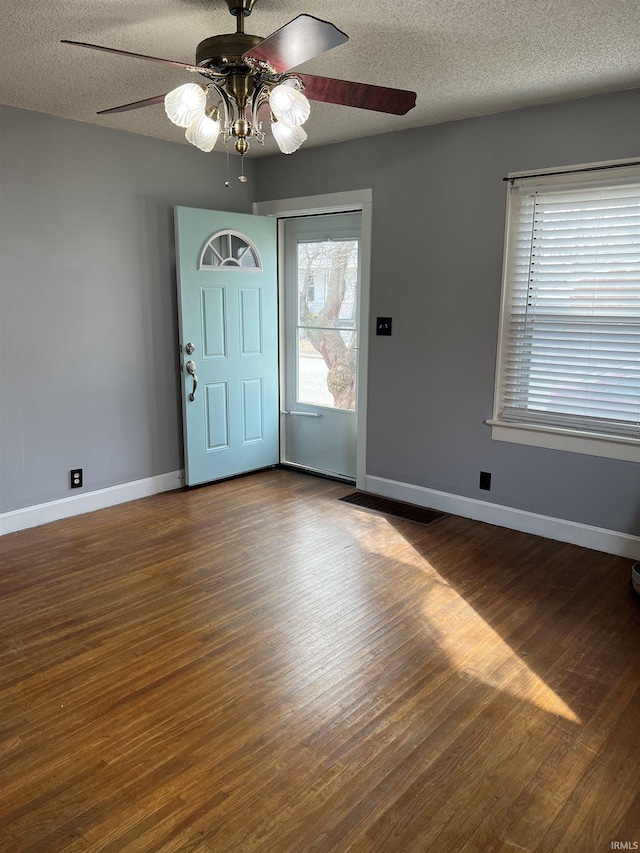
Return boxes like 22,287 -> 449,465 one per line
496,169 -> 640,442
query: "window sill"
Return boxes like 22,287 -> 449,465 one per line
487,420 -> 640,463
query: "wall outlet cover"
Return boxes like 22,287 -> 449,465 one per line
479,471 -> 491,490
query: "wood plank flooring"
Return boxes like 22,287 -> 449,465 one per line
1,469 -> 638,852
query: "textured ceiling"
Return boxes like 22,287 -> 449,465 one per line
2,0 -> 640,157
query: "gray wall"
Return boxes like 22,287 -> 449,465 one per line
2,92 -> 639,534
254,88 -> 640,536
0,106 -> 254,512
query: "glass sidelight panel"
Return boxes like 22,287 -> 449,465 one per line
296,238 -> 358,411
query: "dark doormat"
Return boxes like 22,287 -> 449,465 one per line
339,491 -> 446,526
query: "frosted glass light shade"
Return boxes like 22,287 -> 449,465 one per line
185,113 -> 220,152
269,85 -> 310,127
164,84 -> 207,128
271,121 -> 307,154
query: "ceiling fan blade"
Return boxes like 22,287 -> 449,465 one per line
61,40 -> 202,73
242,15 -> 348,75
296,74 -> 417,115
97,94 -> 168,115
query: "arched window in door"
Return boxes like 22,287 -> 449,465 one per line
198,230 -> 261,270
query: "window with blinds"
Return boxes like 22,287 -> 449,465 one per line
492,163 -> 640,458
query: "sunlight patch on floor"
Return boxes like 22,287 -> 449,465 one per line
421,581 -> 581,723
350,514 -> 581,724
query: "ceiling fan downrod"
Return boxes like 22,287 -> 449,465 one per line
225,0 -> 258,33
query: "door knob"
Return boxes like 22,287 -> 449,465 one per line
186,360 -> 198,401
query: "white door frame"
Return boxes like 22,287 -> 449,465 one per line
253,190 -> 372,490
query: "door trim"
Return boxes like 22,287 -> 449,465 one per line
253,190 -> 372,490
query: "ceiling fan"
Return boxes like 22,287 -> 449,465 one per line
62,0 -> 416,161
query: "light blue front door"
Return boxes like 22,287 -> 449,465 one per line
175,207 -> 278,486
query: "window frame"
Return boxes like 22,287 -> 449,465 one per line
489,159 -> 640,464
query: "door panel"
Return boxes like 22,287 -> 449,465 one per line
285,411 -> 357,478
282,212 -> 361,480
242,378 -> 264,442
239,287 -> 262,356
202,288 -> 226,357
205,382 -> 229,450
175,207 -> 278,486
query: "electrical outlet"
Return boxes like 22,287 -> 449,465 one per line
479,471 -> 491,491
70,468 -> 83,489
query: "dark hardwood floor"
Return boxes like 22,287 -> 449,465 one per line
1,469 -> 638,852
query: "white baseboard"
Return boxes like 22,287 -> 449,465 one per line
365,475 -> 640,561
1,470 -> 185,536
5,470 -> 638,560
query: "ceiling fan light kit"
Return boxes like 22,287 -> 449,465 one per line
268,84 -> 311,127
184,109 -> 221,152
63,0 -> 416,173
164,83 -> 209,128
271,119 -> 307,155
163,77 -> 311,155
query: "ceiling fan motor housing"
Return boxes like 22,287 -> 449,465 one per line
195,33 -> 263,70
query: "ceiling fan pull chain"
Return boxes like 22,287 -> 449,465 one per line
224,142 -> 231,188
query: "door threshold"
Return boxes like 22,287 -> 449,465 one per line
278,463 -> 356,486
